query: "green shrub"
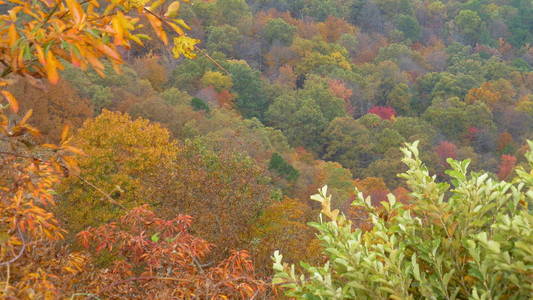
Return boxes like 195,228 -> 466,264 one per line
273,141 -> 533,299
190,97 -> 210,112
269,153 -> 300,182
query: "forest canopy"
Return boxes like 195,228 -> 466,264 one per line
0,0 -> 532,298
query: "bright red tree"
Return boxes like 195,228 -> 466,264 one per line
368,106 -> 396,120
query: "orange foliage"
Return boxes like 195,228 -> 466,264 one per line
352,33 -> 388,64
216,89 -> 236,108
8,78 -> 93,142
497,155 -> 517,180
276,64 -> 298,89
497,132 -> 514,152
465,85 -> 501,107
77,205 -> 266,299
132,54 -> 169,91
317,17 -> 357,43
347,177 -> 390,231
0,119 -> 83,297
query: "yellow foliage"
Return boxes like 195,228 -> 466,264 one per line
56,110 -> 179,233
172,35 -> 201,59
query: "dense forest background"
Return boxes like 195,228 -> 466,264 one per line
1,0 -> 532,298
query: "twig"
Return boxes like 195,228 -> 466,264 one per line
195,46 -> 230,75
142,7 -> 230,75
40,2 -> 61,27
98,276 -> 194,295
75,175 -> 127,210
69,292 -> 102,300
4,263 -> 9,294
0,226 -> 26,267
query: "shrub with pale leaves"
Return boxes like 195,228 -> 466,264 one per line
273,140 -> 533,299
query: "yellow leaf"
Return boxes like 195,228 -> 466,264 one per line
42,144 -> 59,150
62,155 -> 80,176
1,90 -> 18,113
168,22 -> 184,35
149,0 -> 165,10
174,18 -> 191,30
164,1 -> 180,18
172,36 -> 200,59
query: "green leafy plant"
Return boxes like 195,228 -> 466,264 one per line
191,97 -> 210,112
269,153 -> 300,182
273,141 -> 533,299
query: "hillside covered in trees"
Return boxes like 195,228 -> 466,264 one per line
0,0 -> 532,298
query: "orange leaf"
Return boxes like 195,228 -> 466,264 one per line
145,13 -> 168,45
111,14 -> 125,46
60,124 -> 70,142
45,51 -> 59,84
8,24 -> 18,48
66,0 -> 84,25
1,90 -> 18,113
95,42 -> 121,62
35,44 -> 46,66
62,145 -> 86,156
19,109 -> 32,124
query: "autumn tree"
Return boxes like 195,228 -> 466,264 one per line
56,110 -> 179,233
247,197 -> 318,275
368,106 -> 396,120
497,154 -> 517,180
153,139 -> 275,260
0,0 -> 198,297
8,78 -> 93,142
435,141 -> 458,167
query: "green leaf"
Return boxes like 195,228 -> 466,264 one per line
151,233 -> 160,242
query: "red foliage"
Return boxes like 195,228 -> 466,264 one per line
77,205 -> 266,299
467,126 -> 480,140
435,141 -> 458,167
368,106 -> 396,120
497,155 -> 517,180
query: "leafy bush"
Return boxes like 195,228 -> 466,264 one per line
269,153 -> 300,182
191,97 -> 210,112
273,141 -> 533,299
